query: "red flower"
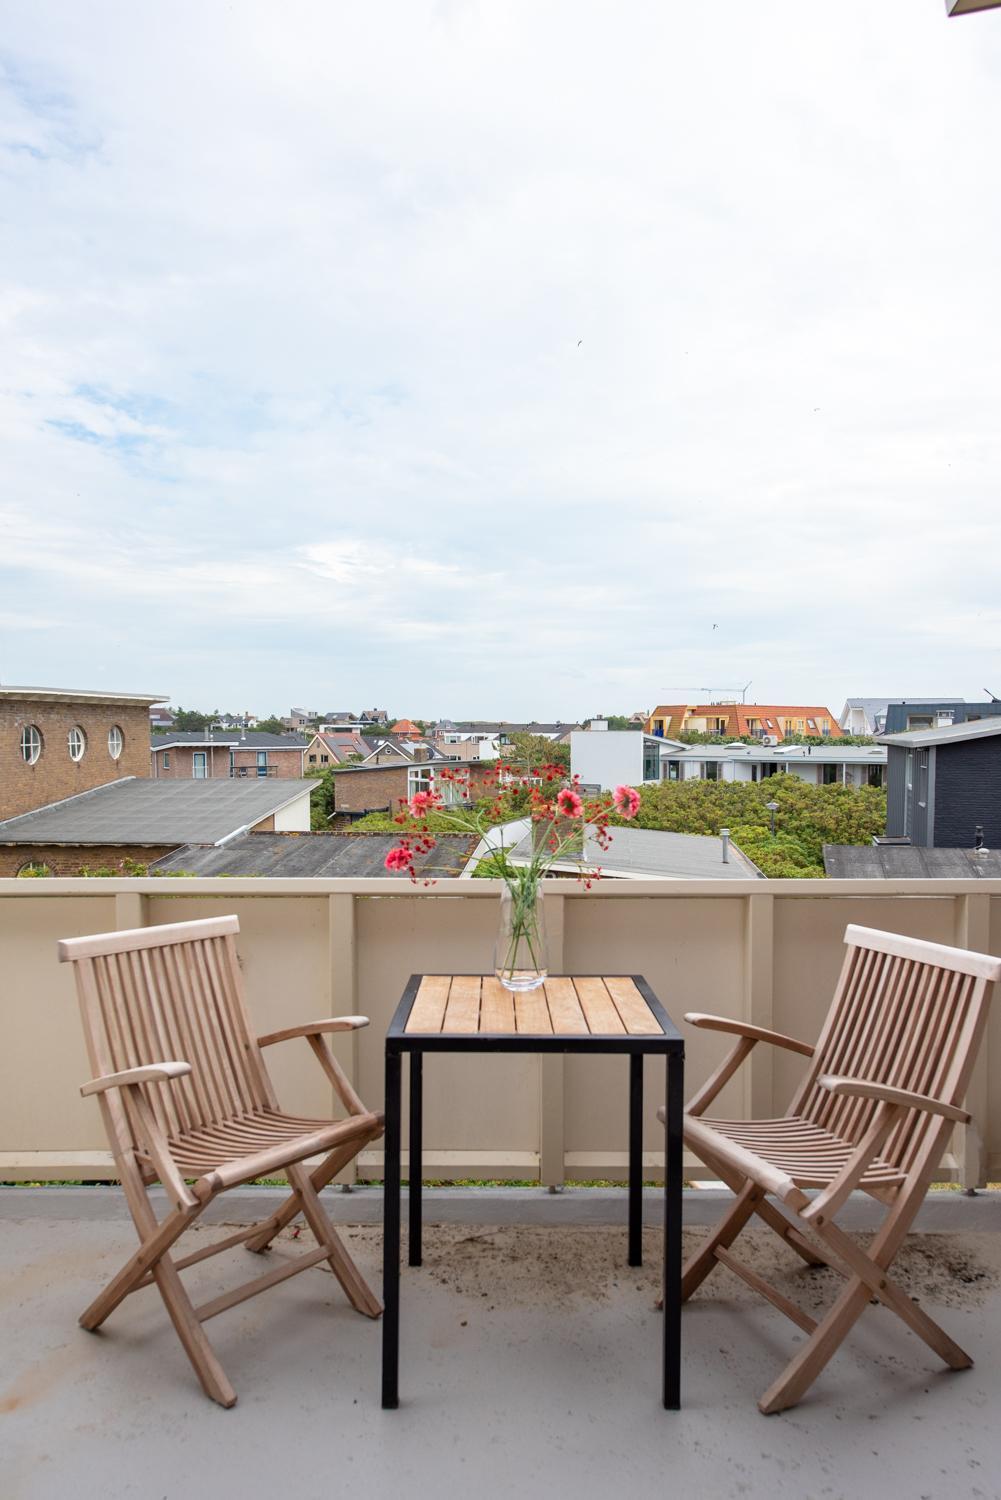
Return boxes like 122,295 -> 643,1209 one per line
556,788 -> 583,818
612,785 -> 641,819
385,846 -> 414,873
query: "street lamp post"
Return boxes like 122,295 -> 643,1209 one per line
767,800 -> 779,838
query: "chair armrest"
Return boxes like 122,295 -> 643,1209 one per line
256,1017 -> 370,1048
684,1013 -> 814,1057
817,1075 -> 971,1123
80,1062 -> 192,1098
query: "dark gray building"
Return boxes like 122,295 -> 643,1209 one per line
882,699 -> 1001,733
879,719 -> 1001,849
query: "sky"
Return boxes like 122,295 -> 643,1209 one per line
1,1 -> 1000,722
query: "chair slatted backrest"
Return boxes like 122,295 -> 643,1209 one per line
59,915 -> 273,1151
792,925 -> 999,1174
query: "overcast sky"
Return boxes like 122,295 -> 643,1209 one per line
2,1 -> 999,720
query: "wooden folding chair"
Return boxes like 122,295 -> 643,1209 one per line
59,914 -> 385,1408
663,923 -> 1000,1414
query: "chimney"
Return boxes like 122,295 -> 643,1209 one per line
591,718 -> 608,732
720,828 -> 730,864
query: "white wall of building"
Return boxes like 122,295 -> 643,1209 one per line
571,730 -> 644,789
272,789 -> 314,832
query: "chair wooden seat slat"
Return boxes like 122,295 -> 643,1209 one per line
59,914 -> 384,1407
662,923 -> 1001,1414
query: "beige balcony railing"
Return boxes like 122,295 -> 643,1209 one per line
1,877 -> 998,1188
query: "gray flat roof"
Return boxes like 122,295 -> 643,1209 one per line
508,824 -> 760,880
151,832 -> 478,877
879,718 -> 1001,748
151,732 -> 308,749
0,779 -> 317,846
824,843 -> 1001,878
0,685 -> 167,705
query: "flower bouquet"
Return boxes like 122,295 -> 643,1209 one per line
385,761 -> 641,991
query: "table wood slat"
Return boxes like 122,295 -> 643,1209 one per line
406,975 -> 451,1033
574,977 -> 626,1035
542,978 -> 589,1036
515,987 -> 553,1034
604,976 -> 661,1035
479,977 -> 517,1034
442,976 -> 482,1033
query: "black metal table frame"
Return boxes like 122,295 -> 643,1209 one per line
381,973 -> 685,1410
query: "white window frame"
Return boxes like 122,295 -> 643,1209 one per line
68,726 -> 87,761
108,725 -> 124,760
20,725 -> 43,764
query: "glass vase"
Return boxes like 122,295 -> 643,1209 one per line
494,880 -> 548,991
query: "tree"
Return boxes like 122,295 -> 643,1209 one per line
255,715 -> 286,735
505,731 -> 571,774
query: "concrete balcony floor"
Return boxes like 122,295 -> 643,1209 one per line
3,1187 -> 1001,1500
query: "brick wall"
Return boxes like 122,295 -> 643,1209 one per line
0,844 -> 175,876
0,700 -> 152,821
150,745 -> 303,779
333,762 -> 493,815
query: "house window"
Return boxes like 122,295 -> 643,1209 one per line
704,761 -> 719,781
760,763 -> 778,778
16,861 -> 51,877
653,719 -> 664,737
867,765 -> 884,787
666,761 -> 680,780
193,751 -> 207,779
822,764 -> 840,785
820,720 -> 830,736
108,725 -> 124,760
308,754 -> 317,764
68,726 -> 86,761
321,754 -> 329,764
162,751 -> 170,769
256,751 -> 268,777
20,725 -> 42,763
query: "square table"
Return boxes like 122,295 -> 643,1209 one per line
381,973 -> 684,1409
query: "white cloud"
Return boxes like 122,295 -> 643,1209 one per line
1,1 -> 1000,716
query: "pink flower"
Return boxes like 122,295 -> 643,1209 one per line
384,846 -> 414,873
556,788 -> 583,818
613,785 -> 641,819
408,790 -> 437,816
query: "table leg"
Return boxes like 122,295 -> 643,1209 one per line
662,1051 -> 683,1410
409,1049 -> 423,1267
382,1047 -> 402,1409
628,1051 -> 643,1267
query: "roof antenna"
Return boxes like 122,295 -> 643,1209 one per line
985,688 -> 1000,702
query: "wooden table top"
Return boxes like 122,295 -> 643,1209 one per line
404,975 -> 665,1037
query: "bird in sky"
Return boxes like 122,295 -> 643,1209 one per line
577,339 -> 582,346
712,623 -> 718,631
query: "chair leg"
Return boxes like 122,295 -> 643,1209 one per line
683,1179 -> 762,1300
284,1159 -> 382,1318
79,1201 -> 200,1331
153,1257 -> 238,1408
758,1275 -> 871,1415
244,1134 -> 374,1254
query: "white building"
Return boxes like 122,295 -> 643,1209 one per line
570,725 -> 681,790
660,743 -> 886,789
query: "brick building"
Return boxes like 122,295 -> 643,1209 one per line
0,685 -> 165,821
150,731 -> 307,780
645,702 -> 843,743
332,758 -> 495,819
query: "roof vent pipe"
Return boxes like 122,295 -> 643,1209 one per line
975,824 -> 988,853
720,828 -> 730,864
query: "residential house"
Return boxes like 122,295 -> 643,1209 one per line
645,703 -> 842,742
659,742 -> 886,788
303,730 -> 373,769
0,777 -> 316,876
570,724 -> 683,790
1,684 -> 165,821
282,708 -> 318,731
390,718 -> 423,741
332,757 -> 496,820
149,706 -> 176,732
150,731 -> 307,780
882,699 -> 1001,733
879,717 -> 1001,849
838,698 -> 967,736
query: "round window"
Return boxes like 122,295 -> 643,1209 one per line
16,861 -> 51,878
68,726 -> 87,761
19,725 -> 42,764
108,725 -> 124,760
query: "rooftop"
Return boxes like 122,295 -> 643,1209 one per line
151,732 -> 309,749
508,824 -> 762,880
0,778 -> 316,847
0,685 -> 167,706
150,832 -> 478,878
880,718 -> 1001,748
824,844 -> 1001,878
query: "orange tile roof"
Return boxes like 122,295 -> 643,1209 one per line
646,704 -> 842,741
